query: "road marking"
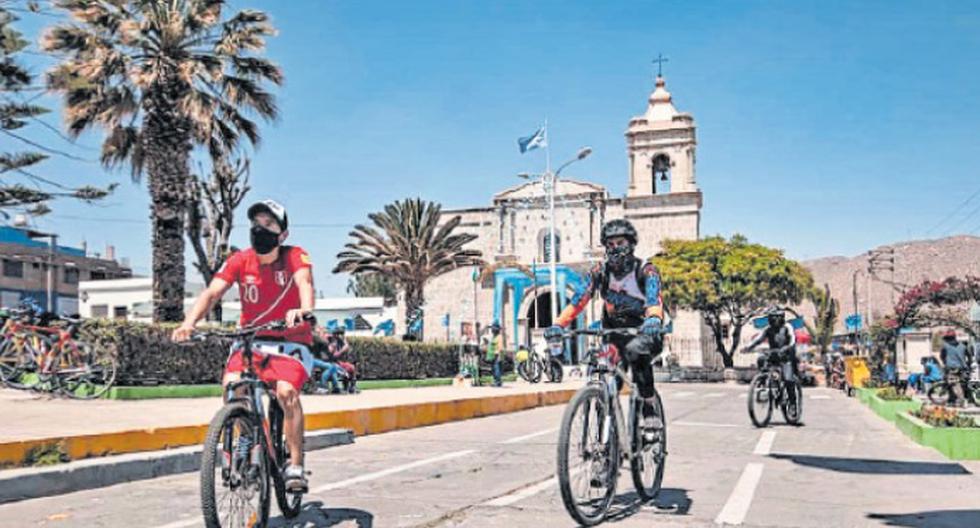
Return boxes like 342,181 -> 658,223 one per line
705,392 -> 725,398
671,391 -> 695,398
715,463 -> 764,525
484,476 -> 557,506
312,449 -> 476,493
500,427 -> 558,444
674,421 -> 739,428
753,431 -> 776,456
810,394 -> 831,400
739,393 -> 748,399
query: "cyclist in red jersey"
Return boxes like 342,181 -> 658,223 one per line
173,199 -> 314,491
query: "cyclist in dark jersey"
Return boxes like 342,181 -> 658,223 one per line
743,306 -> 801,416
545,219 -> 666,434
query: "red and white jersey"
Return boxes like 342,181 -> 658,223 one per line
215,246 -> 313,345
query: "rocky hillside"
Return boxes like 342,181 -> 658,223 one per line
798,235 -> 980,332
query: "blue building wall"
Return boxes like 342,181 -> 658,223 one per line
0,226 -> 85,257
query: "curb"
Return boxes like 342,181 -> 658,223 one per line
0,428 -> 353,504
0,389 -> 577,467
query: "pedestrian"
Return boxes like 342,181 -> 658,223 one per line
939,330 -> 969,407
486,322 -> 504,387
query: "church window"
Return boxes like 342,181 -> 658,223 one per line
540,230 -> 561,263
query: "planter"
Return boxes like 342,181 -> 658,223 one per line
866,392 -> 921,423
895,411 -> 980,460
854,387 -> 878,403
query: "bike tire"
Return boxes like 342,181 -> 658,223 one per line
201,403 -> 270,528
630,391 -> 666,501
516,361 -> 530,382
529,357 -> 544,383
271,402 -> 303,518
747,374 -> 773,428
781,384 -> 804,425
1,336 -> 45,390
58,343 -> 117,400
557,384 -> 618,527
927,383 -> 950,405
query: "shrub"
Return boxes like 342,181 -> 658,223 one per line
76,320 -> 495,384
914,404 -> 979,428
876,387 -> 911,401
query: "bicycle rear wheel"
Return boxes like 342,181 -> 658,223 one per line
3,335 -> 48,390
748,374 -> 773,428
201,403 -> 270,528
58,342 -> 117,399
270,401 -> 303,518
557,384 -> 618,527
630,391 -> 666,501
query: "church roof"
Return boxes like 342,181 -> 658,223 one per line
627,75 -> 694,132
493,178 -> 606,202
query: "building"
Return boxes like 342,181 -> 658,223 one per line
0,226 -> 131,314
223,297 -> 396,336
401,74 -> 716,367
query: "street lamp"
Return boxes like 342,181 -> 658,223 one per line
517,146 -> 593,324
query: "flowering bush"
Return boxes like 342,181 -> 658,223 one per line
914,404 -> 979,428
875,387 -> 911,401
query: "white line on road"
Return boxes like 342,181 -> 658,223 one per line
674,421 -> 739,428
484,476 -> 557,506
714,463 -> 764,526
739,393 -> 748,399
705,392 -> 725,398
753,431 -> 776,456
312,449 -> 476,493
500,427 -> 558,444
810,395 -> 831,400
152,518 -> 201,528
671,391 -> 695,398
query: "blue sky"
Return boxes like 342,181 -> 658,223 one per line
11,0 -> 980,295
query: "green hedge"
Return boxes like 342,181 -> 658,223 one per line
76,320 -> 504,385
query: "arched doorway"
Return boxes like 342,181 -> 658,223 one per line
524,291 -> 580,362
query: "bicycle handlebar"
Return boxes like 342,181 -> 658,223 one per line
189,320 -> 288,341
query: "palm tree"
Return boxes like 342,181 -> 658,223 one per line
334,198 -> 484,339
43,0 -> 282,321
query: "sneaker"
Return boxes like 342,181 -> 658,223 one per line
282,464 -> 308,493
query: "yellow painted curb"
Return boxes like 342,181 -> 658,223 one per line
1,389 -> 577,467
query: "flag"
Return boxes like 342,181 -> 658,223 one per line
518,125 -> 547,154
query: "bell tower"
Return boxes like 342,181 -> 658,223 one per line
625,74 -> 697,196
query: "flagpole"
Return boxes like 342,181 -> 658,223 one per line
544,118 -> 558,325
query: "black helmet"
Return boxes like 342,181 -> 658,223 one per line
247,199 -> 288,231
600,219 -> 637,246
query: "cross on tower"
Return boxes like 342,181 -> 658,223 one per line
652,53 -> 669,78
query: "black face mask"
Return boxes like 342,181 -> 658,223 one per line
250,225 -> 281,255
606,244 -> 635,275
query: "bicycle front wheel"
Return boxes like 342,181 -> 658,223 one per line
58,342 -> 117,399
748,374 -> 773,428
781,384 -> 804,425
927,383 -> 950,405
270,401 -> 303,519
557,384 -> 618,527
201,403 -> 270,528
630,391 -> 666,501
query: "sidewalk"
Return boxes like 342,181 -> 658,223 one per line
0,380 -> 580,465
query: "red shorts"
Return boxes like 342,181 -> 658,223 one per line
224,350 -> 309,391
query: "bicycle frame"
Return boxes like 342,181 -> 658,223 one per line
223,334 -> 286,470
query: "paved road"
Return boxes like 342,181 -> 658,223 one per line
3,383 -> 980,527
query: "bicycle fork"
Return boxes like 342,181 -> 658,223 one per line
600,381 -> 631,460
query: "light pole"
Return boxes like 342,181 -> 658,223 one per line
519,147 -> 592,324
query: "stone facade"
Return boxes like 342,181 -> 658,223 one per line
401,76 -> 714,367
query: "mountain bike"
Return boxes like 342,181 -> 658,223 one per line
554,327 -> 667,526
194,319 -> 310,528
516,346 -> 544,383
745,348 -> 803,427
927,372 -> 980,406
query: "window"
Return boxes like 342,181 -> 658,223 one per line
113,306 -> 128,319
3,260 -> 23,278
64,267 -> 80,285
89,270 -> 107,281
91,305 -> 109,318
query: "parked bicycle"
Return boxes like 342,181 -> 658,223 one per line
553,327 -> 667,527
193,319 -> 307,528
745,348 -> 803,427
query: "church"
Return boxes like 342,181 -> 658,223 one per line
399,74 -> 718,367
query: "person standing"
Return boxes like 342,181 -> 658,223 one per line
486,322 -> 504,387
940,330 -> 969,407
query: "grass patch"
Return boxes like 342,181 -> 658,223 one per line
23,442 -> 70,467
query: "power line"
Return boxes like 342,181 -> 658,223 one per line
924,185 -> 980,236
943,200 -> 980,236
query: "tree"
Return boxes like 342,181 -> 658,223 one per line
1,1 -> 114,213
186,155 -> 249,320
44,0 -> 282,322
333,198 -> 484,340
346,273 -> 397,306
804,283 -> 839,358
652,235 -> 814,368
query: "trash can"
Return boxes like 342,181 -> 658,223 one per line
844,356 -> 870,397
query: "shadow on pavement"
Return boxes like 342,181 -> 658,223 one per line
867,510 -> 980,527
269,501 -> 374,527
768,454 -> 970,475
605,488 -> 692,523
